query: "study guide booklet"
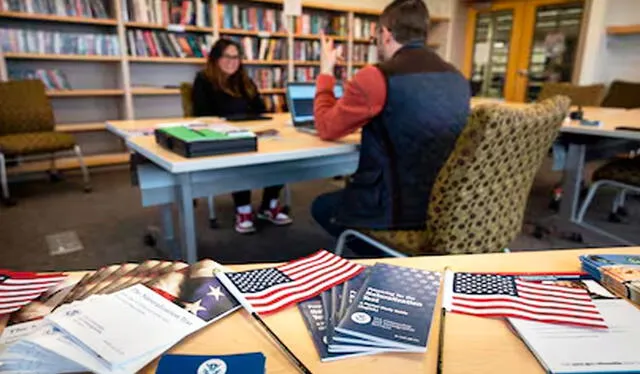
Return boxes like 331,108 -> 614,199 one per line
156,353 -> 266,374
508,276 -> 640,374
334,263 -> 442,352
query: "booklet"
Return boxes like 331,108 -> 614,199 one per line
508,276 -> 640,373
156,353 -> 267,374
580,254 -> 640,306
335,263 -> 442,352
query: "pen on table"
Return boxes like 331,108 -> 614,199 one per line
437,266 -> 452,374
189,128 -> 208,137
216,272 -> 313,374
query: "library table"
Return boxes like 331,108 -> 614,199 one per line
107,114 -> 360,263
124,246 -> 636,373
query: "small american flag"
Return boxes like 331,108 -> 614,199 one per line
223,250 -> 364,314
0,270 -> 66,316
445,272 -> 607,329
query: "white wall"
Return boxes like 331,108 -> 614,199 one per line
578,0 -> 640,85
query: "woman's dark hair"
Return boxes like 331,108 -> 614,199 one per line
204,39 -> 257,98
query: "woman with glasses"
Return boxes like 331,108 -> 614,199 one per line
191,39 -> 292,234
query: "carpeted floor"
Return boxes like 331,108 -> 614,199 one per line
0,159 -> 637,272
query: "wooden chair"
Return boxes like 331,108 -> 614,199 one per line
335,96 -> 571,257
0,80 -> 91,205
537,82 -> 605,107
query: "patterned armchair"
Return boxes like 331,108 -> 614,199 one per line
335,96 -> 571,256
0,80 -> 91,204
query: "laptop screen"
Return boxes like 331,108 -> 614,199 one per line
287,83 -> 344,123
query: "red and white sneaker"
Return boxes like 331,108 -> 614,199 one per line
257,206 -> 293,226
235,213 -> 256,234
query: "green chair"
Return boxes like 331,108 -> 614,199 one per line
335,96 -> 571,257
601,80 -> 640,109
537,82 -> 605,107
0,80 -> 91,205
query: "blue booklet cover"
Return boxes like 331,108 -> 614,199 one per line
335,263 -> 442,352
297,297 -> 388,361
156,352 -> 265,374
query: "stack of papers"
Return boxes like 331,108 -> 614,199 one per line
0,260 -> 240,373
298,263 -> 442,361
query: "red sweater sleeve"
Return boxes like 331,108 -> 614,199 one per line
313,66 -> 387,141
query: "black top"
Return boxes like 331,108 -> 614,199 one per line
191,71 -> 266,117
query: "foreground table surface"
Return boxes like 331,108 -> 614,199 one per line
118,247 -> 637,374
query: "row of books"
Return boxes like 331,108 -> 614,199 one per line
8,68 -> 71,89
294,40 -> 321,61
353,44 -> 377,64
0,0 -> 109,18
581,254 -> 640,306
0,28 -> 120,56
218,4 -> 285,33
232,36 -> 287,61
299,263 -> 441,361
353,16 -> 378,40
123,0 -> 210,27
263,93 -> 286,113
294,66 -> 317,82
126,29 -> 212,58
247,66 -> 285,89
295,12 -> 347,36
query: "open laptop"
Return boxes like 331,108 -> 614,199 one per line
286,82 -> 344,135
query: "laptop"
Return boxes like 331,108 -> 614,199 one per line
286,82 -> 344,135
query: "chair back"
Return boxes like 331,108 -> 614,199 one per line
180,82 -> 193,117
0,80 -> 55,136
424,96 -> 571,255
537,82 -> 605,107
601,80 -> 640,109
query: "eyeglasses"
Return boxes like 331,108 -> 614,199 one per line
221,54 -> 241,60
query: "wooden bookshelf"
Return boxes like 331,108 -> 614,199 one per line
0,11 -> 118,25
219,29 -> 288,38
125,22 -> 214,33
294,61 -> 321,66
47,89 -> 125,97
354,37 -> 373,44
259,88 -> 285,94
607,24 -> 640,35
295,33 -> 348,41
352,61 -> 368,67
7,153 -> 130,175
3,53 -> 121,61
127,56 -> 206,64
243,60 -> 288,65
56,122 -> 107,132
131,88 -> 181,95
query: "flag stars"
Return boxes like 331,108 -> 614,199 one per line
183,299 -> 206,315
207,286 -> 225,301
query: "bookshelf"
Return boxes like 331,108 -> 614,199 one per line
0,0 -> 457,173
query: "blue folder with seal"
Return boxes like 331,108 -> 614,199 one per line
156,352 -> 266,374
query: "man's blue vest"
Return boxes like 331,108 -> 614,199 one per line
334,43 -> 471,230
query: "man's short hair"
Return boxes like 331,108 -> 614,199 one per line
380,0 -> 430,44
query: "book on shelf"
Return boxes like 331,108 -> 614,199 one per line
262,94 -> 286,113
353,43 -> 378,65
0,0 -> 109,19
246,66 -> 285,90
226,36 -> 287,61
8,68 -> 72,90
123,0 -> 210,27
0,28 -> 119,56
353,16 -> 377,40
295,12 -> 347,36
294,40 -> 321,61
218,4 -> 285,33
127,29 -> 212,58
294,66 -> 318,82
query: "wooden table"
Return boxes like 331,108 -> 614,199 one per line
106,103 -> 640,262
133,247 -> 640,373
106,115 -> 360,262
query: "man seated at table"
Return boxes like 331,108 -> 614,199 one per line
311,0 -> 471,254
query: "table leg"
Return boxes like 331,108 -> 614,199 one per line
558,143 -> 586,222
176,173 -> 198,264
160,204 -> 179,259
